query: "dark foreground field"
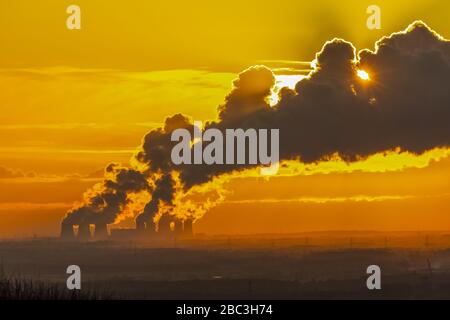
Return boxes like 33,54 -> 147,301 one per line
1,231 -> 450,299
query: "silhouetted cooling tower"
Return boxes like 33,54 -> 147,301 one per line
146,220 -> 156,233
60,222 -> 75,240
77,223 -> 91,241
158,214 -> 174,234
183,218 -> 193,237
94,223 -> 108,239
174,219 -> 183,235
136,219 -> 146,231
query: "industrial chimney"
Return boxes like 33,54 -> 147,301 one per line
94,223 -> 108,239
77,223 -> 91,241
60,221 -> 75,240
183,218 -> 194,237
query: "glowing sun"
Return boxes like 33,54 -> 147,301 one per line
357,69 -> 370,81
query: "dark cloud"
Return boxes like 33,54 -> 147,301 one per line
193,21 -> 450,167
68,21 -> 450,227
218,66 -> 275,121
136,113 -> 192,172
273,21 -> 450,162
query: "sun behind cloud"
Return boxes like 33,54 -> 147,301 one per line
357,69 -> 370,80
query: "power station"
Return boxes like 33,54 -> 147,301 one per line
60,215 -> 194,241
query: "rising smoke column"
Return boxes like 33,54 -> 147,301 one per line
68,21 -> 450,227
135,173 -> 176,230
63,163 -> 151,225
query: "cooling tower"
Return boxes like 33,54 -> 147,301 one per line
136,219 -> 146,231
174,219 -> 183,235
158,214 -> 174,234
77,223 -> 91,241
183,218 -> 194,237
146,220 -> 156,233
94,223 -> 109,239
60,222 -> 75,240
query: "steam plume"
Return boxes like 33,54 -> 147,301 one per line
65,21 -> 450,229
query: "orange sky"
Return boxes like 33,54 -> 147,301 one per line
1,1 -> 450,237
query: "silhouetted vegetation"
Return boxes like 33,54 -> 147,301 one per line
0,272 -> 114,300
